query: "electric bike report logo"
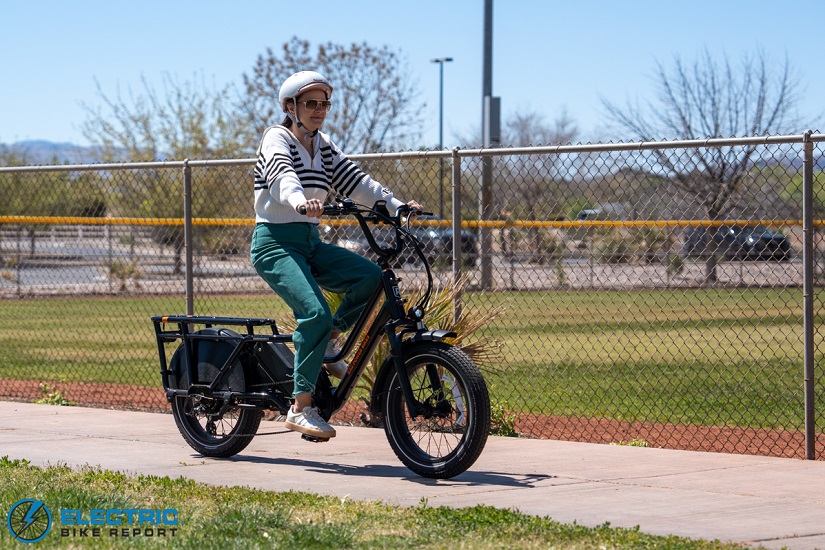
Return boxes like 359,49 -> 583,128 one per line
7,499 -> 52,543
6,499 -> 179,544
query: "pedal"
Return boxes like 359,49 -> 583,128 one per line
300,434 -> 330,443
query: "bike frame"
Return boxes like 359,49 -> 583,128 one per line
152,201 -> 455,420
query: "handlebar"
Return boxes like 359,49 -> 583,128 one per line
298,202 -> 428,219
298,199 -> 432,261
298,198 -> 435,314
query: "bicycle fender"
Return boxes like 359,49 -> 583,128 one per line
407,329 -> 457,343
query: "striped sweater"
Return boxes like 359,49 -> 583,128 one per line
253,125 -> 405,224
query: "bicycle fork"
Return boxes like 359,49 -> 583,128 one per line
380,269 -> 452,419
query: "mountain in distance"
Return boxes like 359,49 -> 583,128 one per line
0,140 -> 100,165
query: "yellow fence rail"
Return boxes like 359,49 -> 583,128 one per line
0,215 -> 818,229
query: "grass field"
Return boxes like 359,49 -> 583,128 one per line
0,288 -> 821,432
0,295 -> 292,386
0,456 -> 747,549
464,288 -> 818,431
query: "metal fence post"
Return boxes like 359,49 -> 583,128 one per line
107,222 -> 113,293
452,147 -> 463,324
15,225 -> 21,296
183,159 -> 194,317
802,131 -> 816,460
479,97 -> 500,291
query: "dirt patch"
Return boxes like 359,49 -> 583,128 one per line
3,379 -> 170,412
511,413 -> 824,460
2,379 -> 821,460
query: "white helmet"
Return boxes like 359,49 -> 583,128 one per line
278,71 -> 333,112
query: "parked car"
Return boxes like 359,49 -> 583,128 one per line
683,225 -> 792,261
409,216 -> 478,267
328,216 -> 478,267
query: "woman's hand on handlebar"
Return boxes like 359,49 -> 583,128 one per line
297,199 -> 324,218
400,200 -> 424,219
298,199 -> 426,219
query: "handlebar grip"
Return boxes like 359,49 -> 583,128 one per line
400,208 -> 432,217
398,205 -> 424,216
298,204 -> 343,216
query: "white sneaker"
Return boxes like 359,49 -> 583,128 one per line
285,406 -> 336,438
324,338 -> 348,379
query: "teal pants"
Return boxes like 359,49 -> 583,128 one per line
250,223 -> 382,396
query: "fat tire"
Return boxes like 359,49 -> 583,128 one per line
382,342 -> 490,479
167,333 -> 262,458
171,397 -> 262,458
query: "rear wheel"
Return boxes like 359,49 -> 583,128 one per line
171,396 -> 262,458
168,335 -> 262,458
382,342 -> 490,479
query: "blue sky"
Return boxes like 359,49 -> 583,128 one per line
2,0 -> 823,149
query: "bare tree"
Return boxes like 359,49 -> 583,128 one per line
241,36 -> 424,153
504,109 -> 577,147
494,109 -> 579,263
602,49 -> 803,281
501,109 -> 578,214
81,74 -> 252,274
81,73 -> 252,162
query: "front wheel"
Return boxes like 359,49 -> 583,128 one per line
382,342 -> 490,479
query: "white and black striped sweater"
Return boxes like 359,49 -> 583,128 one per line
253,126 -> 404,225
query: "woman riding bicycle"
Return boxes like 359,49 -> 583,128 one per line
250,70 -> 421,440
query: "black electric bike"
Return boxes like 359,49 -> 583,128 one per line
152,199 -> 490,479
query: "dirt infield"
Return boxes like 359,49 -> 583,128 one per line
3,379 -> 822,460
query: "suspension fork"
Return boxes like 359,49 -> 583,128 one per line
383,322 -> 426,417
380,268 -> 430,417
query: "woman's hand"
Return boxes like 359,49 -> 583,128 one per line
297,199 -> 324,218
404,200 -> 424,219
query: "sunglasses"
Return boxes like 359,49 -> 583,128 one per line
299,99 -> 332,112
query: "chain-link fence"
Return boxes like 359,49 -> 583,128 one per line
1,133 -> 823,459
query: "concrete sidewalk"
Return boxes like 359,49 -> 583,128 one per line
1,401 -> 823,549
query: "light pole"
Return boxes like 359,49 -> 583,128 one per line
431,57 -> 452,219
